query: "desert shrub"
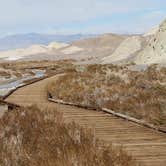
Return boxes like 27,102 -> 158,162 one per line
0,71 -> 11,78
47,64 -> 166,128
0,106 -> 137,166
0,60 -> 77,77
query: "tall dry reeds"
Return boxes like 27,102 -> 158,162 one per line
0,106 -> 137,166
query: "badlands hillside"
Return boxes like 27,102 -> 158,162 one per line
101,19 -> 166,65
0,33 -> 143,63
133,19 -> 166,64
101,35 -> 146,64
0,33 -> 129,62
0,42 -> 69,61
0,18 -> 166,65
74,18 -> 166,65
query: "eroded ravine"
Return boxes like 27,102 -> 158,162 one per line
5,75 -> 166,166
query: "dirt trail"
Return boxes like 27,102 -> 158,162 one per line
5,75 -> 166,166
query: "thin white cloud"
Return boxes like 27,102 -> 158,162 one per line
0,0 -> 165,35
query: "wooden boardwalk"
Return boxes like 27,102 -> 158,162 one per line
5,76 -> 166,166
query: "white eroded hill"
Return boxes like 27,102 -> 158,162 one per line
133,19 -> 166,64
0,42 -> 83,61
102,36 -> 144,64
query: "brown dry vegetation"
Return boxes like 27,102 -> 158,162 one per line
0,105 -> 137,166
0,60 -> 75,71
47,64 -> 166,128
0,60 -> 77,88
0,70 -> 11,78
0,60 -> 76,77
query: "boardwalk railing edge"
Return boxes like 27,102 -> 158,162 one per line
1,73 -> 61,100
48,98 -> 166,134
0,99 -> 21,109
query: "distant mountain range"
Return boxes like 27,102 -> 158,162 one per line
1,18 -> 166,65
0,33 -> 96,51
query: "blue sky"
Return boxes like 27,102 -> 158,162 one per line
0,0 -> 166,37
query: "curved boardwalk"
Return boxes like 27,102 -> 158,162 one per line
5,76 -> 166,166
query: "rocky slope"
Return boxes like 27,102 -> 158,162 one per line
101,19 -> 166,65
72,33 -> 128,62
133,19 -> 166,64
102,35 -> 145,64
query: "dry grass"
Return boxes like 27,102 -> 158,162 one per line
0,105 -> 137,166
0,60 -> 76,71
0,60 -> 77,90
0,71 -> 11,78
47,64 -> 166,128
